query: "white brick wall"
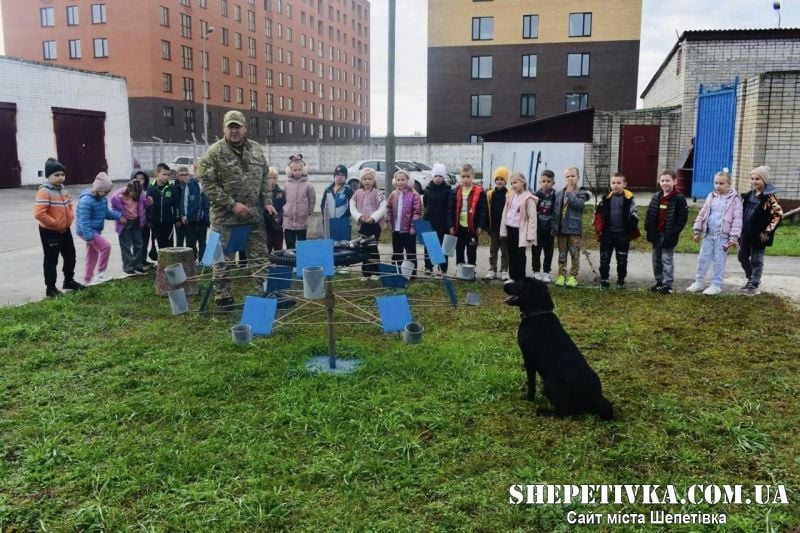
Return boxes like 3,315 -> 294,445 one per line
0,56 -> 132,186
641,45 -> 685,108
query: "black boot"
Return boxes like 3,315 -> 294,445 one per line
63,279 -> 87,291
46,287 -> 62,298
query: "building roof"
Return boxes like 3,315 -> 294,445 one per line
0,55 -> 127,81
480,108 -> 594,143
640,28 -> 800,99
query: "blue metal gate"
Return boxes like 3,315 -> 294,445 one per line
693,80 -> 738,199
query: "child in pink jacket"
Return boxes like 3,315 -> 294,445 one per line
385,170 -> 422,276
281,154 -> 316,249
500,172 -> 538,282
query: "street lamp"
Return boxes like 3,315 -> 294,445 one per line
202,25 -> 215,148
774,2 -> 782,28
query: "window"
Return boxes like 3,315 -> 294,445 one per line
469,134 -> 483,144
163,106 -> 174,126
181,14 -> 192,38
43,41 -> 57,60
91,4 -> 106,24
248,10 -> 256,31
471,17 -> 493,40
161,40 -> 171,59
183,77 -> 195,100
222,56 -> 230,73
266,68 -> 273,87
67,6 -> 79,25
235,60 -> 243,76
265,18 -> 272,37
93,38 -> 108,57
249,116 -> 259,136
184,108 -> 196,132
522,15 -> 538,39
470,94 -> 491,117
40,7 -> 55,27
201,50 -> 209,70
248,37 -> 256,57
567,53 -> 590,77
69,39 -> 81,59
471,56 -> 492,79
163,73 -> 173,92
288,97 -> 294,111
249,64 -> 257,83
200,0 -> 207,7
279,95 -> 285,109
521,54 -> 537,78
267,119 -> 274,137
234,4 -> 242,21
181,45 -> 194,69
160,6 -> 170,26
221,0 -> 229,17
237,87 -> 244,104
565,93 -> 589,112
180,0 -> 191,6
265,43 -> 273,62
235,32 -> 242,49
520,94 -> 536,117
266,93 -> 274,112
250,90 -> 258,110
203,80 -> 210,99
223,85 -> 231,101
569,12 -> 592,37
221,27 -> 229,45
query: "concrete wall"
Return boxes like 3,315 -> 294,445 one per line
132,141 -> 484,175
0,56 -> 132,186
733,71 -> 800,201
641,44 -> 685,108
584,106 -> 682,190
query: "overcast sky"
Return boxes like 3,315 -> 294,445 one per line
1,1 -> 796,136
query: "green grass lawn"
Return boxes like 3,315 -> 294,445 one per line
1,276 -> 798,529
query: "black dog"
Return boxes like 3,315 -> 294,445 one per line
504,278 -> 614,420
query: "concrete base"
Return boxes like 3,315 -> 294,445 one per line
305,355 -> 363,375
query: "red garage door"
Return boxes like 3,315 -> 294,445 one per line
53,107 -> 108,186
0,102 -> 21,188
619,125 -> 660,189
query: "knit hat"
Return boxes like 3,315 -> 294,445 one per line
334,164 -> 348,177
45,157 -> 66,178
751,166 -> 770,184
92,172 -> 113,193
494,166 -> 509,181
432,163 -> 447,177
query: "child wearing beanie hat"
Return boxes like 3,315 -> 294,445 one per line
738,165 -> 783,295
485,166 -> 510,280
33,157 -> 85,297
76,172 -> 125,285
320,164 -> 354,234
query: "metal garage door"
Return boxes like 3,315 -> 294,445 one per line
693,81 -> 737,199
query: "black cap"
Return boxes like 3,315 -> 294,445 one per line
45,158 -> 66,178
334,164 -> 348,177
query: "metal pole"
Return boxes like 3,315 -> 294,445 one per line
202,27 -> 215,148
385,0 -> 396,192
325,277 -> 336,369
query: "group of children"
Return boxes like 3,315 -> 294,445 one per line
35,152 -> 783,298
34,157 -> 210,297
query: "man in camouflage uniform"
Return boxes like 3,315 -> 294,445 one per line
198,110 -> 275,308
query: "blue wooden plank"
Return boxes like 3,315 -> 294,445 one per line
693,82 -> 737,199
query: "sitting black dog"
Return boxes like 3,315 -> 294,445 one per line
504,277 -> 614,420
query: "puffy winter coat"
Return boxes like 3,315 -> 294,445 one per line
76,189 -> 122,241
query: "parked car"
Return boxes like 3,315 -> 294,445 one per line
169,156 -> 200,179
347,160 -> 456,192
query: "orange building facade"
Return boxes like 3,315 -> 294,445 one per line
1,0 -> 371,143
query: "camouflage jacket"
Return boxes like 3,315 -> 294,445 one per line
198,138 -> 272,225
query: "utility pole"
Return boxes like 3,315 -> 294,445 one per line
385,0 -> 396,192
202,26 -> 215,148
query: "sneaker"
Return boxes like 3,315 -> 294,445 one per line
148,249 -> 159,261
555,275 -> 566,287
91,271 -> 113,285
133,268 -> 148,275
137,264 -> 150,271
565,276 -> 578,288
702,284 -> 722,296
123,270 -> 138,277
541,273 -> 551,283
739,281 -> 751,292
62,279 -> 86,291
686,281 -> 705,293
533,272 -> 542,281
657,285 -> 674,295
500,271 -> 509,281
46,287 -> 62,298
743,284 -> 760,296
616,281 -> 626,290
484,270 -> 496,280
599,279 -> 610,289
649,283 -> 663,293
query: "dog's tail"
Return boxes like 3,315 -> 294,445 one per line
593,397 -> 614,421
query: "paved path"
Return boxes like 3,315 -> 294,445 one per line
2,183 -> 798,307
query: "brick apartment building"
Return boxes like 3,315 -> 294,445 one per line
427,0 -> 642,143
1,0 -> 371,143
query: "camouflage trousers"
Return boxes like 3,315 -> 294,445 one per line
557,234 -> 582,277
211,222 -> 268,301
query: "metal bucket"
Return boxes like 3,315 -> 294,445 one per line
402,322 -> 424,344
165,263 -> 187,286
231,324 -> 253,345
442,234 -> 457,256
167,288 -> 188,315
400,260 -> 415,280
303,266 -> 325,299
457,263 -> 476,280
